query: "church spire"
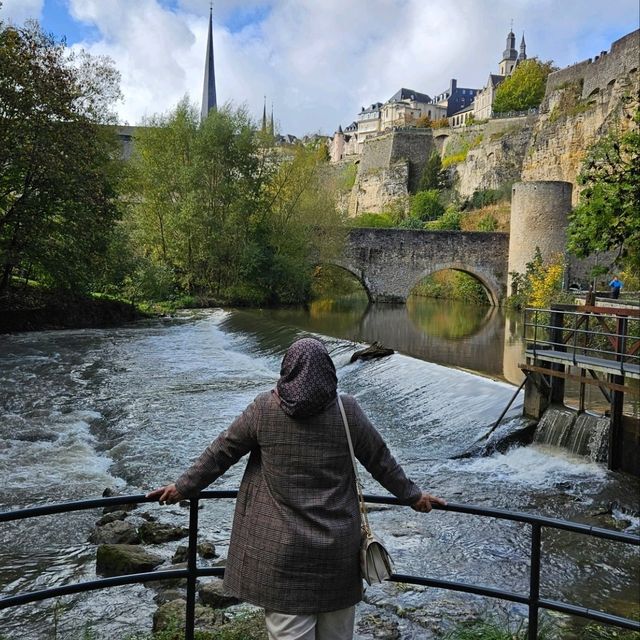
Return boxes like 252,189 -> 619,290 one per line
518,33 -> 527,61
262,96 -> 267,133
200,4 -> 217,121
269,102 -> 274,136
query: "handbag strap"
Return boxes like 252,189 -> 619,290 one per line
337,395 -> 372,535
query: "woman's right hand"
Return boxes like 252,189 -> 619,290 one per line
146,483 -> 184,505
411,492 -> 447,513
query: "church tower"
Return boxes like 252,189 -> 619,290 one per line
200,5 -> 217,121
499,28 -> 518,75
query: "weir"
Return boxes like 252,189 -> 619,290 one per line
520,304 -> 640,475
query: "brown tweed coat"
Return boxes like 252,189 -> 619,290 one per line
175,391 -> 421,614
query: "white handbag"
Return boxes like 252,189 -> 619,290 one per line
337,395 -> 394,585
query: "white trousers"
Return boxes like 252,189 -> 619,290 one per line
265,605 -> 356,640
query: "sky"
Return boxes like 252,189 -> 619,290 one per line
1,0 -> 638,136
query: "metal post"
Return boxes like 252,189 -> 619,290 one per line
549,308 -> 565,405
185,497 -> 200,640
608,317 -> 627,471
528,524 -> 542,640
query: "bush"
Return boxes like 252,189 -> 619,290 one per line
477,214 -> 498,232
425,206 -> 462,230
410,190 -> 445,221
350,212 -> 395,228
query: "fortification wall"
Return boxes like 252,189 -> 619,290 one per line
547,30 -> 639,99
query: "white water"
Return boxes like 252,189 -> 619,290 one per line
0,310 -> 638,639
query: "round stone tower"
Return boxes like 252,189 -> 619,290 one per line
508,181 -> 573,296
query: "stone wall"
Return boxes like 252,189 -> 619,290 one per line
546,30 -> 639,99
349,130 -> 434,215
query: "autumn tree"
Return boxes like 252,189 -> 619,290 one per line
0,18 -> 122,294
492,59 -> 555,113
567,104 -> 640,273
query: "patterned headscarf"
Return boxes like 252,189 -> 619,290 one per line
275,338 -> 338,418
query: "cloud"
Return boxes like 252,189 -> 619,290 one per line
5,0 -> 639,134
0,0 -> 44,24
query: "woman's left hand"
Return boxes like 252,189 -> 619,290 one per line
146,483 -> 184,505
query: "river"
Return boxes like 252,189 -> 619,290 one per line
0,298 -> 638,639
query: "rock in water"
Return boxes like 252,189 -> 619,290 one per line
96,544 -> 163,576
139,521 -> 189,543
199,579 -> 240,609
350,342 -> 394,363
153,599 -> 224,633
89,520 -> 140,545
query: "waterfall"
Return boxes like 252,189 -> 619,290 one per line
534,406 -> 610,463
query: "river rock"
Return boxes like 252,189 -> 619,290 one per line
96,510 -> 129,526
89,520 -> 140,545
139,521 -> 189,544
153,598 -> 225,633
199,579 -> 239,609
172,542 -> 217,564
153,588 -> 186,605
149,563 -> 188,589
101,488 -> 138,514
350,342 -> 394,363
198,541 -> 217,559
96,544 -> 163,576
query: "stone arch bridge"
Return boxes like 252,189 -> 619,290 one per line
330,228 -> 510,306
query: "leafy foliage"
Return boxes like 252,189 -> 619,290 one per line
0,18 -> 123,294
567,105 -> 640,274
419,153 -> 443,191
493,58 -> 556,113
425,205 -> 462,230
125,102 -> 344,305
509,248 -> 570,309
410,190 -> 445,221
350,212 -> 395,228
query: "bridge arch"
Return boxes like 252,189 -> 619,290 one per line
409,262 -> 501,306
312,261 -> 373,301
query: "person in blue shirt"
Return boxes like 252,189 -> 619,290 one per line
608,275 -> 623,299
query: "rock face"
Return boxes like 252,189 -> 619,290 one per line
96,544 -> 163,576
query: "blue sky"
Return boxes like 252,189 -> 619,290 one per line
1,0 -> 638,135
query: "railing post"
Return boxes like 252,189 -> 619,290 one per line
185,497 -> 200,640
528,523 -> 542,640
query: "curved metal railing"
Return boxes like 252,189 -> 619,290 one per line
1,492 -> 639,639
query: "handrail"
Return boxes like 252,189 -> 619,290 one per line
1,493 -> 639,639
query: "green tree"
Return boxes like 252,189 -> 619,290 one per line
410,190 -> 445,221
492,59 -> 555,113
0,18 -> 123,294
127,102 -> 343,305
567,106 -> 640,273
419,153 -> 443,191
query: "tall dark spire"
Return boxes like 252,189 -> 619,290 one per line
201,4 -> 217,121
261,96 -> 267,132
518,33 -> 527,61
269,102 -> 274,136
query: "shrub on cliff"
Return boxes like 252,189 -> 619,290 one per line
410,190 -> 445,221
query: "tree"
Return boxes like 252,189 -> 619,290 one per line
419,153 -> 443,191
0,18 -> 122,294
492,59 -> 555,113
567,105 -> 640,273
127,102 -> 344,305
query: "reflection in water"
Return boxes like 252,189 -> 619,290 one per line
228,296 -> 525,383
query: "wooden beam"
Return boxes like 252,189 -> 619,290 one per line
519,363 -> 639,396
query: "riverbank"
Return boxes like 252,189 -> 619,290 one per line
0,284 -> 147,333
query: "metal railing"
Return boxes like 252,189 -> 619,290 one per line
1,492 -> 639,639
524,306 -> 640,377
